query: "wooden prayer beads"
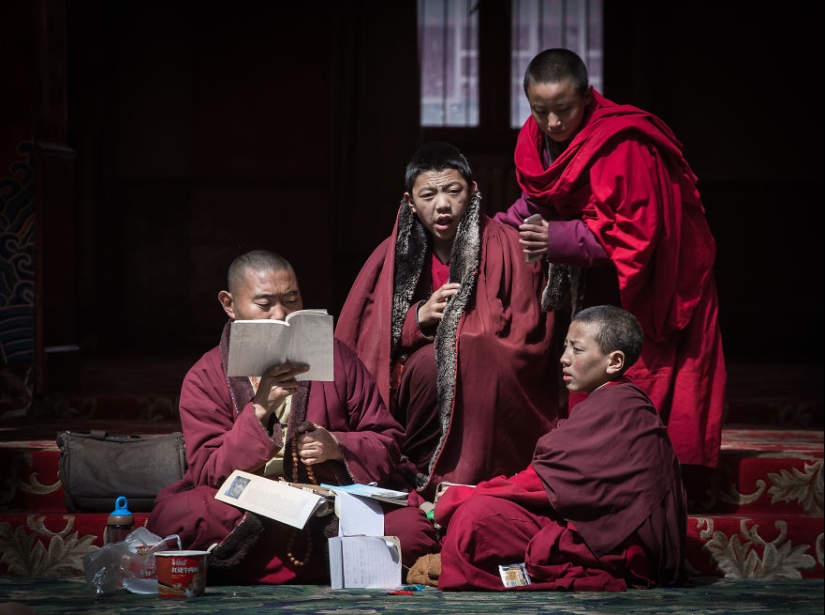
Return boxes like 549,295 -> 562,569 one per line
286,435 -> 315,567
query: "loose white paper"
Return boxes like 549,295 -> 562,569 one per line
335,491 -> 385,537
329,536 -> 402,589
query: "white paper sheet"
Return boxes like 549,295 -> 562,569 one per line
335,491 -> 384,537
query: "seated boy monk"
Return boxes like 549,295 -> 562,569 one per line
433,305 -> 688,591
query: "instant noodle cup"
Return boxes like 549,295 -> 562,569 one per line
154,550 -> 209,597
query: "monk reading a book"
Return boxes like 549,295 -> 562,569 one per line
147,249 -> 440,585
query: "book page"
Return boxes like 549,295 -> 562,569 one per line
226,310 -> 334,380
335,491 -> 385,537
215,470 -> 331,529
321,482 -> 409,506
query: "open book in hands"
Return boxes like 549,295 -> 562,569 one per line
226,309 -> 334,380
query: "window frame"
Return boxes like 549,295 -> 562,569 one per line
420,0 -> 602,147
420,0 -> 515,149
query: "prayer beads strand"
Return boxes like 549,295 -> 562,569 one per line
286,435 -> 315,567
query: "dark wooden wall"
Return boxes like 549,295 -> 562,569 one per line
4,1 -> 822,397
603,2 -> 824,363
65,1 -> 420,355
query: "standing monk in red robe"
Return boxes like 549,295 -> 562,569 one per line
494,48 -> 726,473
335,142 -> 559,501
436,305 -> 688,592
148,250 -> 440,585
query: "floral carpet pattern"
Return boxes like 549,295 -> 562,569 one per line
0,576 -> 823,615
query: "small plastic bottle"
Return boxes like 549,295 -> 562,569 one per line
104,495 -> 134,544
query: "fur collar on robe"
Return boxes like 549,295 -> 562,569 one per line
391,192 -> 482,455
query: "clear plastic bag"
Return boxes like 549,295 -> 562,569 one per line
83,527 -> 181,595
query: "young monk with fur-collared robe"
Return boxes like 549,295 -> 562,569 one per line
335,142 -> 560,502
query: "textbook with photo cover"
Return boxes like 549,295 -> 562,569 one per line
215,470 -> 333,529
226,309 -> 334,380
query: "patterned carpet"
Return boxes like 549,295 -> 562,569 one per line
0,576 -> 823,615
1,360 -> 821,613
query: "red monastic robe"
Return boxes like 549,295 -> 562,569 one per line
335,196 -> 559,500
495,89 -> 726,468
148,324 -> 439,584
435,381 -> 688,592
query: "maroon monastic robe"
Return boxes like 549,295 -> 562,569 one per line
148,323 -> 440,584
495,89 -> 726,468
435,381 -> 688,592
335,194 -> 559,500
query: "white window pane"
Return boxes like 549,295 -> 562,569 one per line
418,0 -> 479,127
